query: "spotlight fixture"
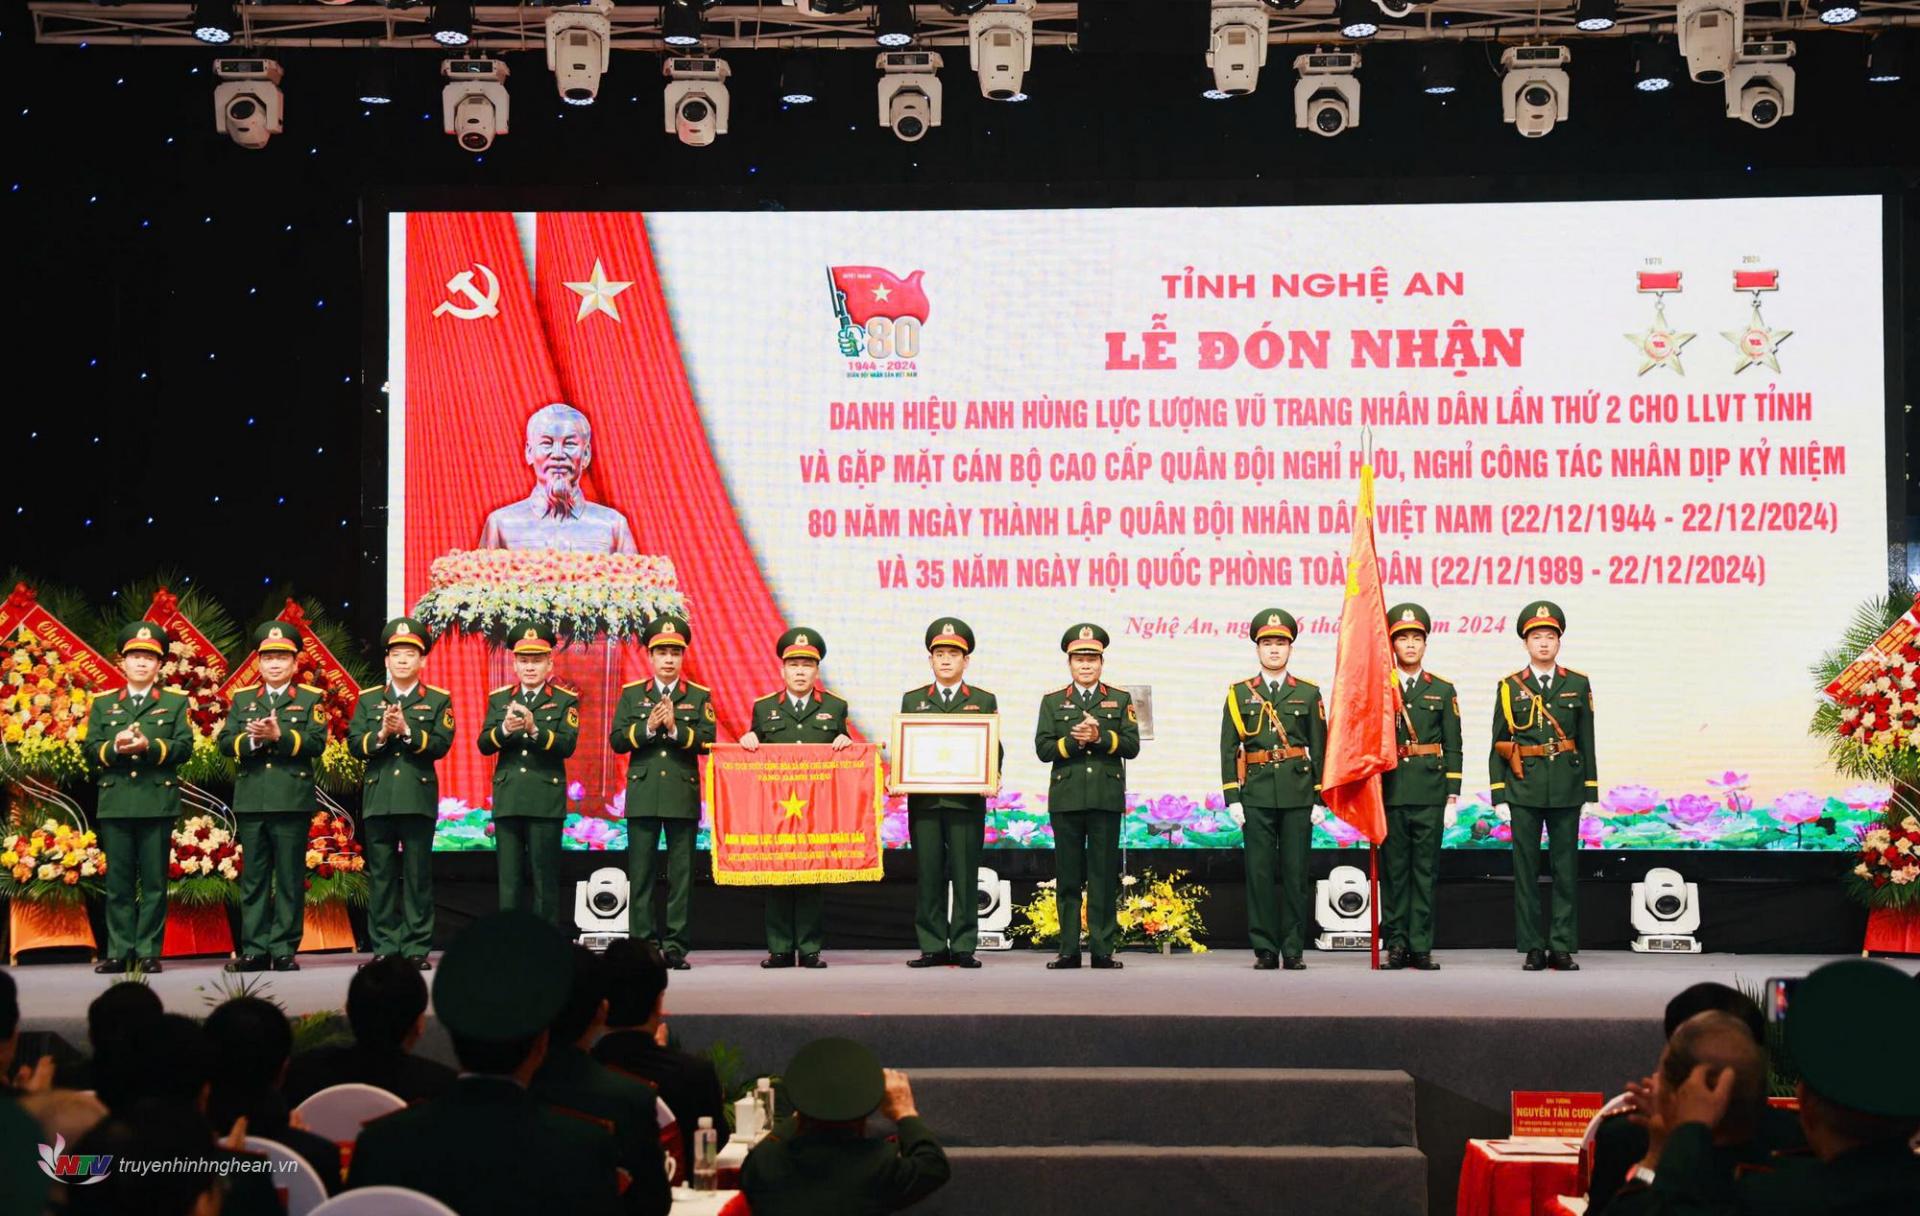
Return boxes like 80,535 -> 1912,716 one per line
212,57 -> 283,150
661,0 -> 703,48
1633,36 -> 1682,92
192,0 -> 235,45
939,1 -> 991,14
1293,49 -> 1360,137
876,0 -> 917,47
1676,0 -> 1742,85
877,50 -> 943,142
663,55 -> 731,147
1417,41 -> 1460,95
1816,0 -> 1857,24
1629,867 -> 1701,952
546,0 -> 612,106
969,0 -> 1033,101
1205,1 -> 1269,99
1574,0 -> 1617,31
356,50 -> 394,105
441,57 -> 509,154
780,53 -> 823,104
1725,39 -> 1793,128
1313,865 -> 1372,950
1338,0 -> 1378,39
574,867 -> 629,949
431,0 -> 473,49
1259,0 -> 1306,9
971,867 -> 1014,950
1865,33 -> 1904,84
1500,44 -> 1570,139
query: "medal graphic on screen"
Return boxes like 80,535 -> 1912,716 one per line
1722,269 -> 1790,375
1625,269 -> 1694,376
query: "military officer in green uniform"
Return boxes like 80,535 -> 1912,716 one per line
739,627 -> 852,969
741,1036 -> 951,1216
609,614 -> 715,970
216,620 -> 328,972
898,617 -> 1001,970
479,621 -> 581,925
1219,609 -> 1326,971
1035,623 -> 1140,971
1489,600 -> 1597,972
1380,602 -> 1463,972
87,621 -> 197,973
348,617 -> 455,968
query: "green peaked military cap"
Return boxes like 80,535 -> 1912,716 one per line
1517,601 -> 1566,637
1251,609 -> 1297,643
118,621 -> 171,657
925,618 -> 974,653
778,627 -> 825,662
645,615 -> 691,651
508,619 -> 555,655
382,617 -> 430,653
433,911 -> 574,1041
1061,623 -> 1109,655
1785,959 -> 1920,1117
1386,603 -> 1431,638
253,620 -> 301,655
783,1036 -> 886,1122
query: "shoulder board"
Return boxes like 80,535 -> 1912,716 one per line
1291,676 -> 1318,688
1050,686 -> 1074,698
1426,672 -> 1451,687
753,691 -> 782,705
1560,666 -> 1587,679
547,1104 -> 616,1134
489,685 -> 513,696
1510,670 -> 1531,683
426,684 -> 451,696
232,684 -> 261,695
160,687 -> 189,699
297,684 -> 325,695
686,681 -> 711,694
357,685 -> 385,698
620,679 -> 650,691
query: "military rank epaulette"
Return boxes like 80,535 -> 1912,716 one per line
490,685 -> 514,696
357,685 -> 386,698
1291,676 -> 1319,687
686,680 -> 711,693
754,691 -> 783,704
298,684 -> 325,695
1559,666 -> 1587,678
231,683 -> 261,696
1050,685 -> 1075,699
1425,671 -> 1450,686
426,684 -> 451,696
620,679 -> 651,691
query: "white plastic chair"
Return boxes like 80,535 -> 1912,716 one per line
292,1083 -> 407,1159
1575,1091 -> 1637,1194
241,1136 -> 329,1216
309,1186 -> 461,1216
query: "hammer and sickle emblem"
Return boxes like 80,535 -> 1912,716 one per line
433,263 -> 502,320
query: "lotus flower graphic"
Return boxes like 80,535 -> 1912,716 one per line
38,1134 -> 110,1185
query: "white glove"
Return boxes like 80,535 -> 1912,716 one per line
1227,802 -> 1246,828
1581,802 -> 1598,819
1493,803 -> 1512,822
1309,806 -> 1328,826
1443,796 -> 1460,829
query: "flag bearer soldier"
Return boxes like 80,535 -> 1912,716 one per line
900,617 -> 1001,970
217,621 -> 328,972
1489,601 -> 1597,972
1034,624 -> 1140,971
479,621 -> 580,925
1220,609 -> 1326,972
738,628 -> 852,969
609,614 -> 715,970
1379,603 -> 1462,972
87,621 -> 196,973
348,617 -> 454,968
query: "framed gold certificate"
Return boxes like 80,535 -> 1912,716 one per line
889,713 -> 1000,794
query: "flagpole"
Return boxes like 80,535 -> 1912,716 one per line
1369,822 -> 1381,971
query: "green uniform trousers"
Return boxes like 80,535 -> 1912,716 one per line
1381,804 -> 1444,953
99,818 -> 170,961
1511,804 -> 1579,953
1050,810 -> 1120,959
494,817 -> 562,925
911,808 -> 984,955
237,814 -> 308,959
626,818 -> 695,957
365,816 -> 435,958
1244,805 -> 1313,958
764,887 -> 825,956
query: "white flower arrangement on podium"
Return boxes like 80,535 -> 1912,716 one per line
413,550 -> 689,644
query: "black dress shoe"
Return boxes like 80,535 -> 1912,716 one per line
1090,956 -> 1124,970
224,956 -> 268,974
1046,955 -> 1081,970
410,956 -> 433,971
798,953 -> 827,969
94,958 -> 128,975
665,953 -> 690,971
359,955 -> 393,970
137,959 -> 162,974
1282,956 -> 1305,971
760,952 -> 795,969
271,956 -> 300,972
1410,952 -> 1442,971
950,952 -> 981,969
1522,949 -> 1548,971
1253,950 -> 1279,970
1383,947 -> 1409,971
906,952 -> 949,968
1548,950 -> 1580,971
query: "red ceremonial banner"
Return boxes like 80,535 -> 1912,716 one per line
143,588 -> 230,684
703,743 -> 885,886
1510,1091 -> 1605,1139
0,583 -> 124,694
217,600 -> 360,740
1319,464 -> 1393,846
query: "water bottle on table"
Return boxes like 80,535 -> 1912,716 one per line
692,1116 -> 719,1192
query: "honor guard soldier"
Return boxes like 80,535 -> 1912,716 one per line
1220,610 -> 1326,971
216,621 -> 328,972
479,621 -> 581,925
900,618 -> 1001,970
738,628 -> 853,969
609,615 -> 715,970
1489,601 -> 1597,972
1034,624 -> 1140,971
1379,603 -> 1462,972
348,617 -> 455,968
87,621 -> 196,974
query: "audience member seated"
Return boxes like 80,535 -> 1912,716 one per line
284,955 -> 456,1105
56,979 -> 163,1092
594,937 -> 730,1164
204,996 -> 344,1189
65,1099 -> 226,1216
742,1036 -> 950,1216
346,911 -> 625,1216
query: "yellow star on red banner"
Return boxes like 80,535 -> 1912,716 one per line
564,259 -> 632,323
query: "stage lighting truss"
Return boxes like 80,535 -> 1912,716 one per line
1205,1 -> 1270,100
546,0 -> 612,106
1500,44 -> 1570,139
1293,49 -> 1360,138
1725,38 -> 1794,127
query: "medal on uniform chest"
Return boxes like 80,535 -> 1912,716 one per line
1723,268 -> 1790,374
1626,270 -> 1694,376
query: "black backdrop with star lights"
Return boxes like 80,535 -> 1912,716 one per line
1,5 -> 1915,651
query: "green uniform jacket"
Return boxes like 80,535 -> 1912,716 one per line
215,684 -> 328,813
609,679 -> 716,820
348,683 -> 456,817
1218,675 -> 1325,810
1619,1121 -> 1920,1216
750,688 -> 851,743
1382,670 -> 1464,807
86,687 -> 194,819
530,1043 -> 671,1216
478,682 -> 581,819
899,683 -> 1002,813
741,1115 -> 951,1216
1035,683 -> 1140,814
1488,666 -> 1598,808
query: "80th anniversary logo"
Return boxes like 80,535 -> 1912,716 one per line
828,264 -> 928,380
